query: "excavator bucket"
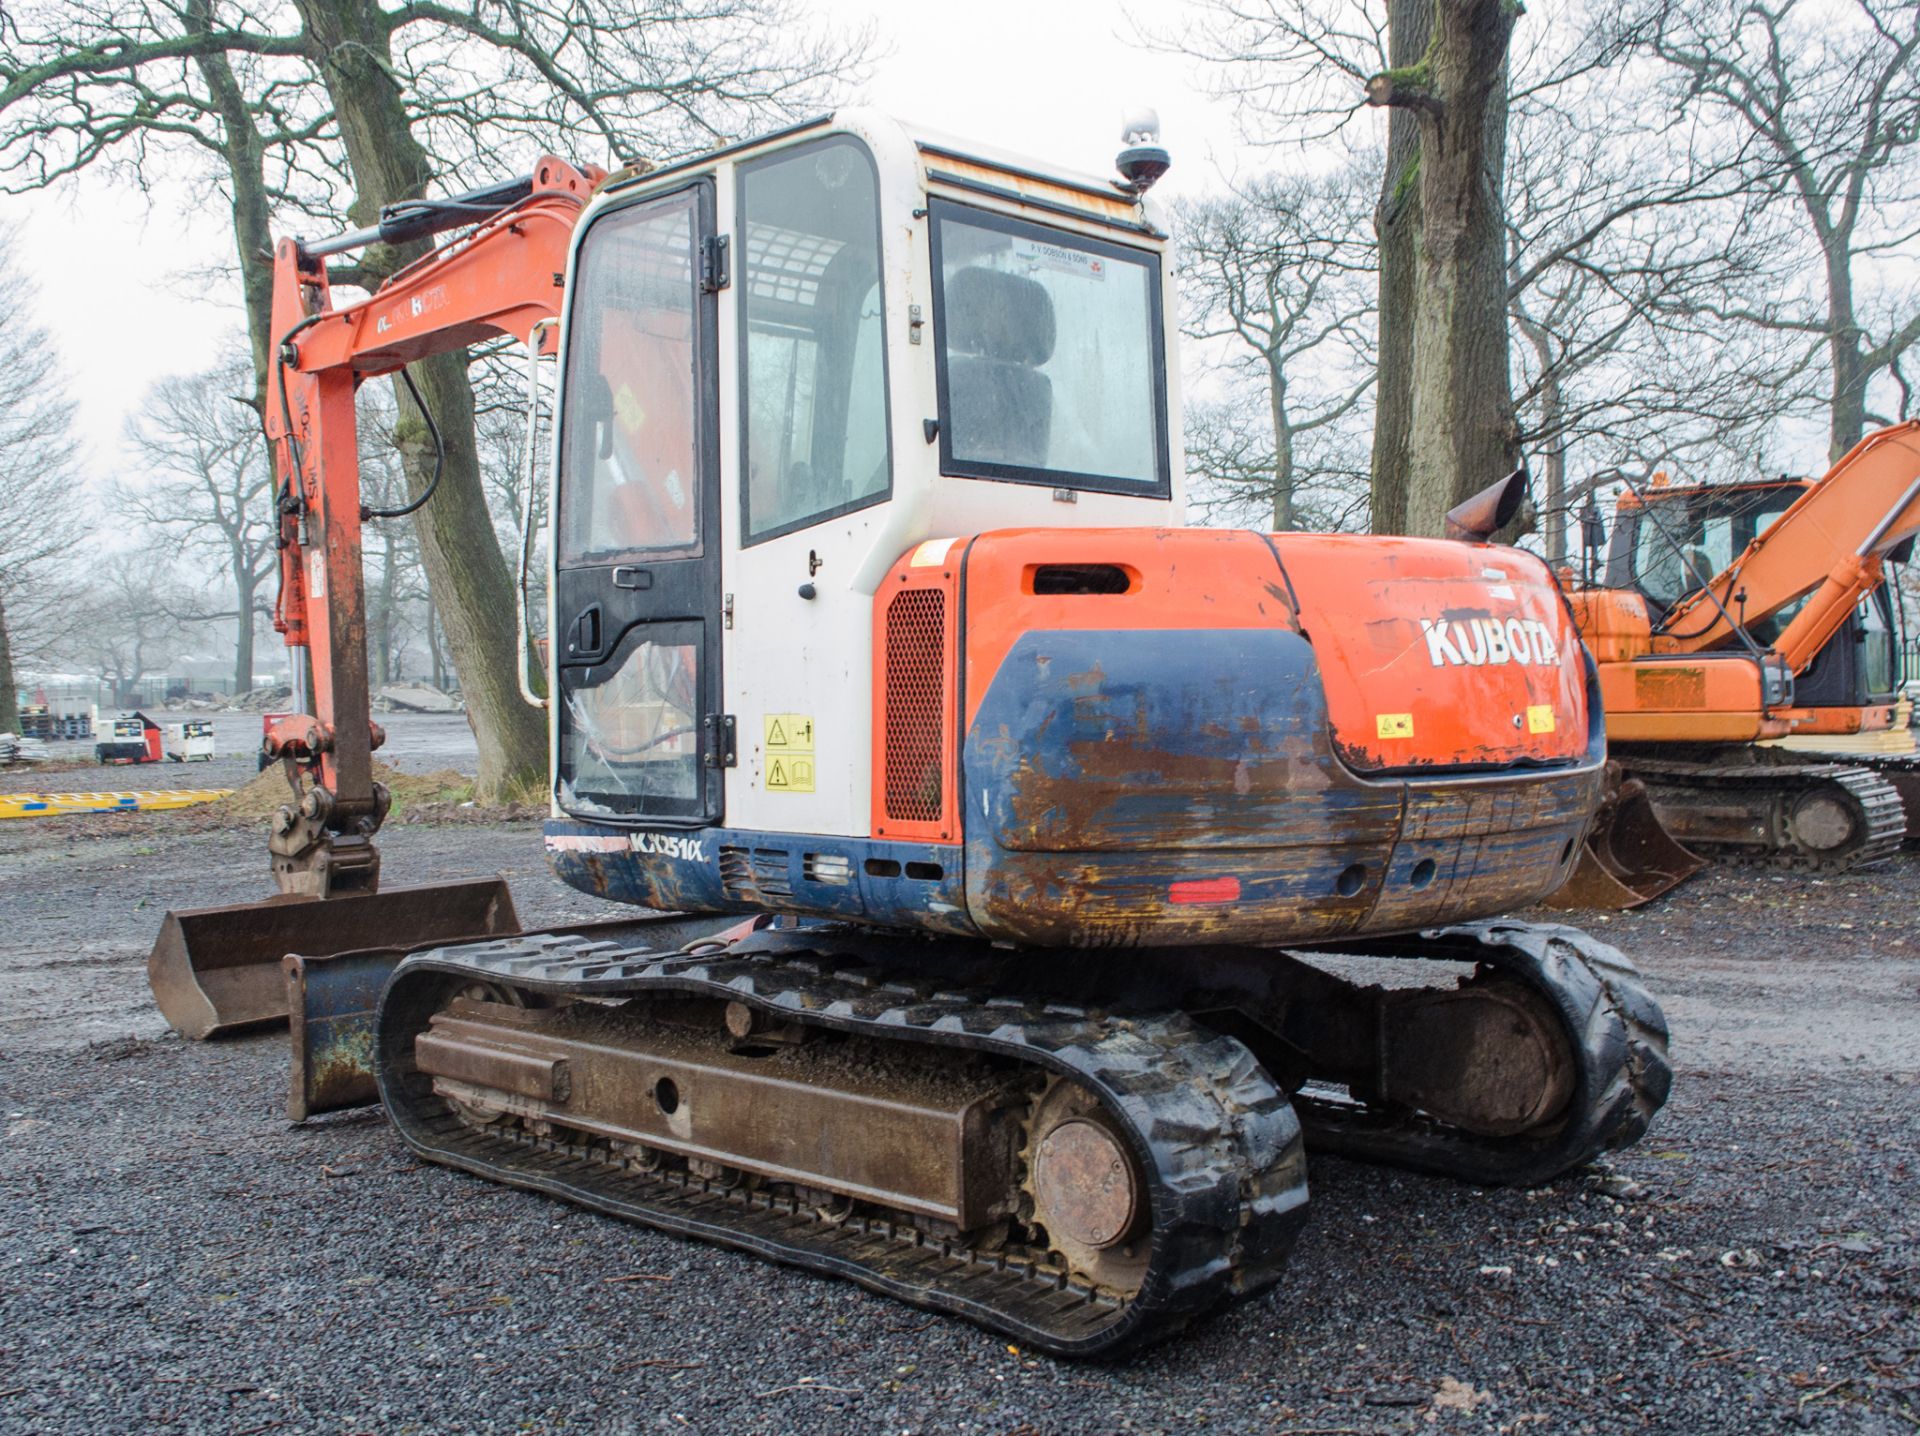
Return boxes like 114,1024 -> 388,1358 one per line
1546,775 -> 1704,910
284,912 -> 753,1122
148,878 -> 520,1041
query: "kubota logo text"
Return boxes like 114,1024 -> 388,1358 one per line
1421,617 -> 1560,668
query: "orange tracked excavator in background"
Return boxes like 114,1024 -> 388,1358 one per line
1560,423 -> 1920,905
146,111 -> 1670,1357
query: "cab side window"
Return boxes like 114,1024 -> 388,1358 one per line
739,139 -> 891,543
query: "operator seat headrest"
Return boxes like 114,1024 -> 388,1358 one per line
944,267 -> 1056,366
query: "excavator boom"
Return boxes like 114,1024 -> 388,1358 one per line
1655,421 -> 1920,669
149,157 -> 603,1039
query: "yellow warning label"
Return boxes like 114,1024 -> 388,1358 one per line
765,756 -> 815,793
613,383 -> 646,431
1526,704 -> 1556,734
1376,713 -> 1414,740
763,713 -> 815,752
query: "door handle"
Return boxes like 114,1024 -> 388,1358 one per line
613,566 -> 653,590
569,604 -> 602,656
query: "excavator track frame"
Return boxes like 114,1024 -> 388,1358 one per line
378,930 -> 1310,1358
1290,922 -> 1672,1186
372,918 -> 1669,1356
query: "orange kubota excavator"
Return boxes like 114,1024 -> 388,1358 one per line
146,111 -> 1670,1357
1561,423 -> 1920,904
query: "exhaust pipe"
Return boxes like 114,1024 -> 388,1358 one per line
1446,466 -> 1529,543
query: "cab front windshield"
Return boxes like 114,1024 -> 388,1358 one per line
1633,484 -> 1801,615
931,201 -> 1166,494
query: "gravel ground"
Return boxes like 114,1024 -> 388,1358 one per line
0,796 -> 1915,1434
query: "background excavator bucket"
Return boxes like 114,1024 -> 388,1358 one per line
149,878 -> 521,1040
1546,777 -> 1704,910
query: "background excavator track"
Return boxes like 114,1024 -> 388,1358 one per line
1625,756 -> 1906,872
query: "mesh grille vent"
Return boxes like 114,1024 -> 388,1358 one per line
719,845 -> 792,901
884,588 -> 946,824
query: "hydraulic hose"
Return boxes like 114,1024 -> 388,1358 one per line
364,365 -> 443,520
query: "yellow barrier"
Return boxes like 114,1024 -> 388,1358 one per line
0,789 -> 234,820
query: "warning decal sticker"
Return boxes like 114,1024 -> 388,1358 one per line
763,714 -> 815,792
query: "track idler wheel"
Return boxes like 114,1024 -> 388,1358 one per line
1370,978 -> 1574,1138
1023,1079 -> 1149,1295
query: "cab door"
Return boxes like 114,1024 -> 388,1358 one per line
552,181 -> 726,826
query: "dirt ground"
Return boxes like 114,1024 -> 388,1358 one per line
0,769 -> 1915,1433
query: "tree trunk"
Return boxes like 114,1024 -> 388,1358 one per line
370,531 -> 395,687
1267,363 -> 1297,531
184,0 -> 275,407
428,599 -> 447,691
1400,0 -> 1519,538
1369,0 -> 1432,535
1826,252 -> 1866,463
233,563 -> 257,695
0,588 -> 19,736
295,0 -> 546,801
1517,315 -> 1565,563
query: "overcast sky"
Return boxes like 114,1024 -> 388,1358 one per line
0,0 -> 1268,470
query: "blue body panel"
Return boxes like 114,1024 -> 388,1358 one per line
545,822 -> 975,935
546,627 -> 1604,949
962,628 -> 1600,947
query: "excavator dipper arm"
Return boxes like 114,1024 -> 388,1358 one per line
261,156 -> 601,897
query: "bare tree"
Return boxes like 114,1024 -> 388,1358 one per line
2,0 -> 867,799
1498,49 -> 1799,560
1362,0 -> 1526,536
119,359 -> 276,694
61,556 -> 193,707
0,225 -> 86,733
1178,166 -> 1377,530
1164,0 -> 1525,535
1628,0 -> 1920,461
356,382 -> 433,688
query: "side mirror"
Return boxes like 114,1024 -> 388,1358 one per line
1445,465 -> 1529,543
1580,494 -> 1607,552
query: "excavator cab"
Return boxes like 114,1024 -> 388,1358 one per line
537,113 -> 1604,943
1609,478 -> 1910,719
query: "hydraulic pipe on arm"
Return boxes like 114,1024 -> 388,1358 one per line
1653,420 -> 1920,673
261,157 -> 602,897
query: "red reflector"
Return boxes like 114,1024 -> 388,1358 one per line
1168,877 -> 1241,905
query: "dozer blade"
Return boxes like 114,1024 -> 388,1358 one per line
149,878 -> 520,1041
284,913 -> 747,1122
1545,778 -> 1704,910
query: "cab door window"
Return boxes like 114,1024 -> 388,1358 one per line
559,195 -> 701,563
738,138 -> 891,543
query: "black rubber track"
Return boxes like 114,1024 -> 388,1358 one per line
1294,921 -> 1673,1187
376,935 -> 1311,1359
1628,756 -> 1906,872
